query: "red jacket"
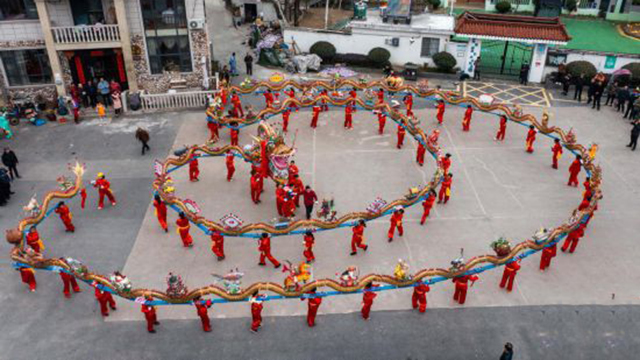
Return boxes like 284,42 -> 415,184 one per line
552,143 -> 563,158
303,189 -> 318,206
304,234 -> 314,249
259,237 -> 271,252
195,299 -> 212,316
390,212 -> 403,226
55,204 -> 72,220
226,154 -> 235,169
569,159 -> 582,175
526,129 -> 536,142
352,224 -> 364,240
441,157 -> 451,173
422,196 -> 436,210
363,291 -> 377,305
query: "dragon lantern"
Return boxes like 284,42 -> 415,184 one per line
244,121 -> 296,182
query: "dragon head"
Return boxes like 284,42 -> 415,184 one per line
247,122 -> 296,181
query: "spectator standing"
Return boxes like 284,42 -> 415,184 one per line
519,62 -> 529,85
98,78 -> 111,106
573,74 -> 584,102
87,80 -> 98,108
0,168 -> 13,206
229,53 -> 238,76
109,79 -> 121,94
473,56 -> 481,81
112,92 -> 122,117
79,83 -> 89,108
616,85 -> 629,112
244,53 -> 254,76
2,147 -> 19,180
221,65 -> 231,85
604,81 -> 618,106
499,343 -> 514,360
136,127 -> 151,155
592,83 -> 603,110
624,91 -> 639,119
302,186 -> 318,220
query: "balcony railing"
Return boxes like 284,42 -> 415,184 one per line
52,24 -> 121,45
139,90 -> 220,112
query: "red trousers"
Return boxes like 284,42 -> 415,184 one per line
212,243 -> 224,258
276,200 -> 283,216
81,191 -> 87,209
251,314 -> 262,331
387,222 -> 403,239
351,236 -> 367,253
344,115 -> 352,129
189,168 -> 199,181
526,140 -> 535,153
437,112 -> 444,124
412,293 -> 427,313
307,307 -> 318,327
233,103 -> 244,117
62,275 -> 80,297
453,284 -> 468,304
378,119 -> 385,134
156,212 -> 168,231
20,269 -> 36,291
361,303 -> 373,320
98,190 -> 116,209
568,173 -> 579,187
499,269 -> 517,291
61,216 -> 75,232
552,155 -> 560,169
303,248 -> 315,262
199,313 -> 211,332
397,133 -> 405,148
251,186 -> 261,203
438,187 -> 450,203
416,149 -> 425,166
311,114 -> 318,128
98,293 -> 117,316
259,251 -> 280,267
145,313 -> 157,332
540,250 -> 554,270
496,128 -> 506,140
420,208 -> 432,225
227,166 -> 235,181
562,237 -> 579,253
178,228 -> 193,247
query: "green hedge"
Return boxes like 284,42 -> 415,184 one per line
432,51 -> 457,73
566,60 -> 597,79
310,41 -> 336,61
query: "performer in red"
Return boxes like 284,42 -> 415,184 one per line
578,196 -> 591,211
377,112 -> 386,134
275,184 -> 285,216
525,125 -> 537,153
404,93 -> 413,114
60,271 -> 81,298
26,227 -> 44,253
376,88 -> 384,104
250,171 -> 262,204
349,88 -> 357,108
285,87 -> 299,111
211,230 -> 225,260
141,297 -> 159,333
18,266 -> 36,292
94,286 -> 116,316
304,288 -> 322,327
420,190 -> 437,225
416,142 -> 426,166
438,173 -> 453,204
226,151 -> 235,181
153,194 -> 168,232
441,153 -> 452,174
361,282 -> 378,320
397,124 -> 406,149
207,119 -> 219,141
350,220 -> 368,255
250,292 -> 264,333
55,201 -> 75,232
220,87 -> 228,106
311,104 -> 321,128
344,105 -> 353,129
230,122 -> 239,146
539,243 -> 557,271
263,89 -> 274,108
303,231 -> 315,263
288,160 -> 299,183
80,187 -> 87,209
462,105 -> 473,131
282,108 -> 291,133
289,174 -> 304,207
231,92 -> 244,117
561,224 -> 585,253
436,100 -> 445,125
258,233 -> 281,268
412,280 -> 430,313
176,212 -> 193,247
194,296 -> 213,332
499,260 -> 521,292
93,172 -> 116,210
495,115 -> 507,141
320,89 -> 329,111
551,138 -> 563,169
189,155 -> 200,182
387,208 -> 404,242
567,155 -> 582,187
452,274 -> 479,305
282,193 -> 296,218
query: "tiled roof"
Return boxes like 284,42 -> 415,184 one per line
455,12 -> 572,43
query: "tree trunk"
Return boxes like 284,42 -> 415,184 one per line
294,0 -> 300,26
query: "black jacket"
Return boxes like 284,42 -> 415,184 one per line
1,150 -> 18,167
631,123 -> 640,137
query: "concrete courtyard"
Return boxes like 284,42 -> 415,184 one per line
1,84 -> 639,359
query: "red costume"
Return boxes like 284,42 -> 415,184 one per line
349,90 -> 357,107
55,204 -> 75,232
311,105 -> 321,128
176,217 -> 193,247
496,116 -> 507,140
387,211 -> 404,241
189,157 -> 200,181
80,188 -> 87,209
230,128 -> 239,146
258,236 -> 280,268
436,102 -> 445,124
404,94 -> 413,113
290,178 -> 304,207
231,94 -> 243,117
141,304 -> 158,332
361,290 -> 377,320
462,107 -> 473,131
412,283 -> 430,313
416,143 -> 426,166
275,187 -> 285,216
220,88 -> 227,105
441,156 -> 451,174
250,173 -> 262,203
377,89 -> 384,104
207,120 -> 219,141
95,288 -> 116,316
351,223 -> 367,254
285,89 -> 298,110
420,194 -> 436,225
251,301 -> 263,331
568,158 -> 582,187
60,271 -> 80,298
94,177 -> 116,209
438,175 -> 453,204
539,243 -> 557,270
303,233 -> 315,263
377,113 -> 386,134
195,299 -> 213,332
211,232 -> 225,259
499,261 -> 521,292
264,91 -> 274,108
562,225 -> 585,253
397,125 -> 406,149
26,230 -> 43,253
320,89 -> 329,111
226,153 -> 235,181
305,295 -> 322,327
282,195 -> 295,217
153,199 -> 168,232
344,105 -> 353,129
552,142 -> 563,169
288,163 -> 299,183
453,274 -> 478,304
282,109 -> 291,132
526,128 -> 537,153
19,268 -> 36,292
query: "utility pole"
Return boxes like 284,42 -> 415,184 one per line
324,0 -> 330,29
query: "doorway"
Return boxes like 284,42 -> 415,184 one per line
478,40 -> 533,78
244,3 -> 258,23
69,0 -> 105,25
67,49 -> 128,89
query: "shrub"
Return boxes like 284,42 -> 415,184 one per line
310,41 -> 336,61
432,51 -> 457,72
367,47 -> 391,66
428,0 -> 441,10
495,1 -> 512,13
564,0 -> 578,12
622,62 -> 640,80
566,60 -> 597,79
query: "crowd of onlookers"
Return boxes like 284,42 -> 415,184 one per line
68,78 -> 124,121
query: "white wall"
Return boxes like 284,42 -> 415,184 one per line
542,52 -> 639,79
46,0 -> 74,27
445,41 -> 467,69
187,0 -> 206,20
126,0 -> 144,35
0,21 -> 43,42
284,28 -> 451,67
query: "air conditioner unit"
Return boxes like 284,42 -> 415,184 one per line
385,38 -> 400,47
188,19 -> 205,30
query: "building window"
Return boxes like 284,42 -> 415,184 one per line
140,0 -> 192,74
0,49 -> 52,87
421,38 -> 440,58
0,0 -> 38,21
